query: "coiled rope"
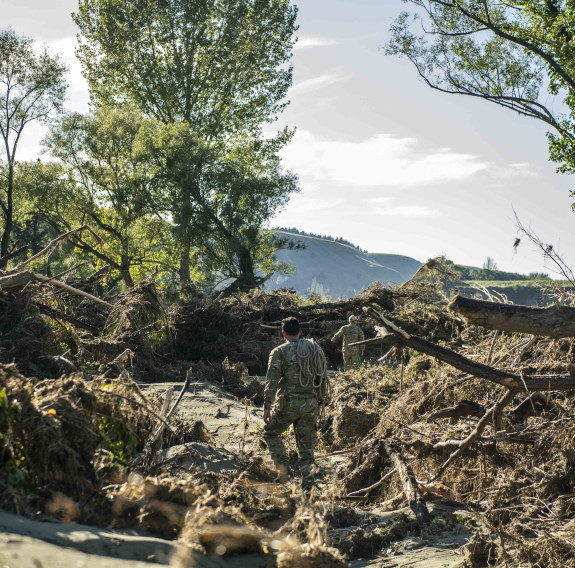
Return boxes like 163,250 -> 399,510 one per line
295,339 -> 332,412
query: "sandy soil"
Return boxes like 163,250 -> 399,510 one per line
0,378 -> 477,568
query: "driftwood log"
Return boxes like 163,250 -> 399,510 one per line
449,295 -> 575,338
351,314 -> 575,393
0,270 -> 113,309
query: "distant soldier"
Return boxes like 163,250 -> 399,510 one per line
263,317 -> 328,490
331,315 -> 365,370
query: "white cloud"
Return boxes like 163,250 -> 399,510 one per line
376,205 -> 438,218
294,36 -> 339,51
281,130 -> 490,189
507,162 -> 538,176
366,197 -> 438,217
279,195 -> 345,215
289,74 -> 348,96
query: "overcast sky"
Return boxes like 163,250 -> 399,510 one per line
4,0 -> 575,276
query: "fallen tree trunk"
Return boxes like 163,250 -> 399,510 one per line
0,271 -> 113,309
384,439 -> 430,527
354,308 -> 575,392
449,295 -> 575,338
0,271 -> 35,291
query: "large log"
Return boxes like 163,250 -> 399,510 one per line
352,308 -> 575,392
449,295 -> 575,338
0,270 -> 35,290
0,270 -> 113,309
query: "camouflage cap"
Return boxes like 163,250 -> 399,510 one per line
349,314 -> 358,322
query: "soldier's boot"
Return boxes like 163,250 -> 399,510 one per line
300,461 -> 315,490
273,463 -> 290,484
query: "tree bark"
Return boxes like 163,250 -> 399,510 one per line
383,439 -> 430,527
178,247 -> 192,291
0,162 -> 14,269
0,271 -> 34,290
449,295 -> 575,338
0,245 -> 30,267
120,237 -> 134,288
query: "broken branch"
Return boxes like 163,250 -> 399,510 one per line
12,225 -> 103,273
433,389 -> 517,478
384,439 -> 430,527
354,321 -> 575,392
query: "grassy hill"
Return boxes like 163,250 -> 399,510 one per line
267,231 -> 568,305
267,230 -> 422,299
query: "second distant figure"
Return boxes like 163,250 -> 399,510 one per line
331,315 -> 365,370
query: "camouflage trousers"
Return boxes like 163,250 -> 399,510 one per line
343,347 -> 361,370
263,393 -> 318,489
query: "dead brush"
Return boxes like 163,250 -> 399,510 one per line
174,492 -> 276,565
104,276 -> 168,342
105,474 -> 208,538
274,500 -> 348,568
336,315 -> 575,566
0,362 -> 179,518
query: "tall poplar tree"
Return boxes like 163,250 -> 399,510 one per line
74,0 -> 298,288
74,0 -> 297,139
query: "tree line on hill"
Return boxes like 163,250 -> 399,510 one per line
276,227 -> 368,253
0,0 -> 300,294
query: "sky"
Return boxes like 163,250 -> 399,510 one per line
3,0 -> 575,276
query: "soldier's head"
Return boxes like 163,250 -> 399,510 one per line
282,317 -> 301,340
349,314 -> 358,323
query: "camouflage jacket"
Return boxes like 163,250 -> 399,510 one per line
332,324 -> 365,350
264,339 -> 322,410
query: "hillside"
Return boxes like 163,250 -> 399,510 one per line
268,230 -> 422,298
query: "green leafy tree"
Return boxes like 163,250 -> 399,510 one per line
143,122 -> 298,291
0,29 -> 67,268
387,1 -> 575,194
74,0 -> 297,138
41,107 -> 169,287
10,161 -> 74,275
73,0 -> 298,288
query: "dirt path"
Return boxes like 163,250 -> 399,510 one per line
140,380 -> 264,451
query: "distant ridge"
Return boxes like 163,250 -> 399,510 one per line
267,230 -> 422,299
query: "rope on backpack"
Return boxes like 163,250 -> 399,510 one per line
295,338 -> 332,415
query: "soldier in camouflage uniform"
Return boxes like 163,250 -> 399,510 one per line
263,317 -> 326,489
331,315 -> 365,370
